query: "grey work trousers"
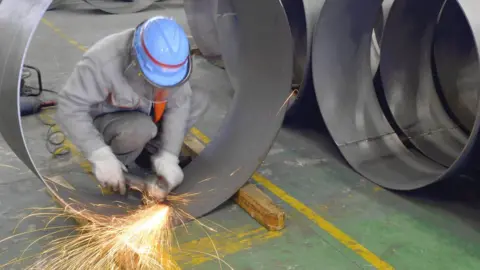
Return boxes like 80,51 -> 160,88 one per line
92,90 -> 208,166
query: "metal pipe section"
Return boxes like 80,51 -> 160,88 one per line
380,0 -> 467,167
81,0 -> 157,14
433,0 -> 478,133
0,0 -> 293,220
200,0 -> 326,111
190,0 -> 389,113
311,0 -> 480,190
312,0 -> 446,190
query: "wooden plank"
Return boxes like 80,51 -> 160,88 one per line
233,184 -> 285,231
182,132 -> 286,231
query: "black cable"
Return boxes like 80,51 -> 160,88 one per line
37,108 -> 70,157
22,64 -> 68,156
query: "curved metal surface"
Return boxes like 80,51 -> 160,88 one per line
47,0 -> 67,10
281,0 -> 324,110
215,0 -> 240,96
175,0 -> 293,219
434,0 -> 478,132
82,0 -> 156,14
194,0 -> 324,110
380,0 -> 467,167
184,0 -> 222,58
370,0 -> 394,75
1,0 -> 293,220
311,0 -> 449,190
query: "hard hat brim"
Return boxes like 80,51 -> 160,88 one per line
139,58 -> 189,88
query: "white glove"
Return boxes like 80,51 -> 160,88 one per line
152,151 -> 184,193
88,146 -> 127,195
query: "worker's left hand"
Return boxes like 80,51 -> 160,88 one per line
152,151 -> 184,194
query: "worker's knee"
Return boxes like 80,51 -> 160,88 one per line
109,115 -> 157,154
188,88 -> 209,128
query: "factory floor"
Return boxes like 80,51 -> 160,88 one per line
1,2 -> 480,269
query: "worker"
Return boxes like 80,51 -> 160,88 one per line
56,16 -> 208,199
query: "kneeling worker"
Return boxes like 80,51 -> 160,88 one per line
56,16 -> 208,200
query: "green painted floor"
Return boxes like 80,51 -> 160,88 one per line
1,2 -> 480,269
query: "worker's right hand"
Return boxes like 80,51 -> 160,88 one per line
87,146 -> 127,195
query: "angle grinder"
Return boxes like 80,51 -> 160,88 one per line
123,172 -> 170,203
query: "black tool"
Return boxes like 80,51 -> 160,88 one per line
124,172 -> 169,203
20,96 -> 56,116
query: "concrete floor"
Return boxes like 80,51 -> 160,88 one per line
1,1 -> 480,269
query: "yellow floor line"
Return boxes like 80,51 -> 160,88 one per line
191,128 -> 394,269
173,226 -> 282,266
40,18 -> 393,269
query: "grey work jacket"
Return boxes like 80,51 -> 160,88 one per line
56,28 -> 192,159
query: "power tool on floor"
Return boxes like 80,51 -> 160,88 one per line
20,96 -> 56,116
20,64 -> 56,116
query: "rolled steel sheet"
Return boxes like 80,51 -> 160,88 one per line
82,0 -> 156,14
434,0 -> 478,132
215,0 -> 326,113
311,0 -> 447,190
281,0 -> 324,110
380,0 -> 467,167
312,0 -> 480,190
0,0 -> 293,220
212,0 -> 386,115
184,0 -> 222,59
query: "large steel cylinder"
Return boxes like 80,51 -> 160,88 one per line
0,0 -> 294,220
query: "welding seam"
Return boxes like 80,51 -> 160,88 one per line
40,17 -> 392,270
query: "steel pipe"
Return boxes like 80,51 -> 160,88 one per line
312,0 -> 480,190
434,0 -> 478,133
380,0 -> 467,167
0,0 -> 293,220
196,0 -> 326,111
204,0 -> 389,114
311,0 -> 446,190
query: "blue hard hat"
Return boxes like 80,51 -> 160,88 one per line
132,16 -> 191,88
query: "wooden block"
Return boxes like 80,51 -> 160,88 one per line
182,133 -> 205,157
233,184 -> 285,231
183,132 -> 286,231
